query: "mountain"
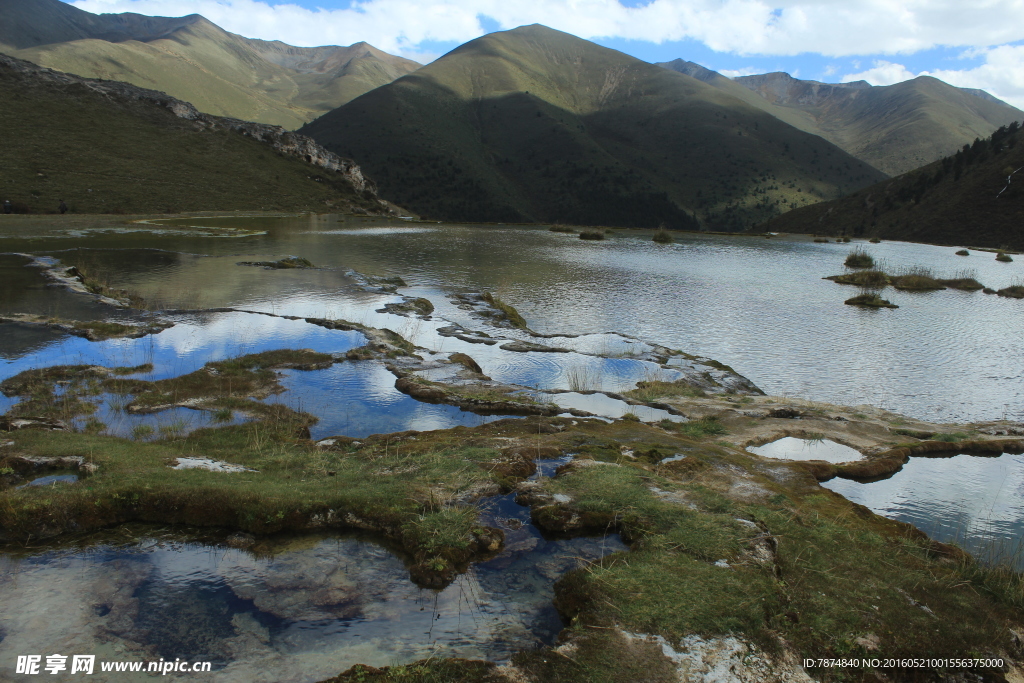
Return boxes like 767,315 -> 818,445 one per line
660,60 -> 1023,176
0,0 -> 420,130
301,25 -> 886,229
0,54 -> 393,215
763,122 -> 1024,249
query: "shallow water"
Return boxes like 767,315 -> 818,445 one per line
270,363 -> 515,438
823,452 -> 1024,569
17,473 -> 79,488
3,216 -> 1018,421
0,521 -> 625,682
0,310 -> 365,382
747,437 -> 864,463
546,391 -> 683,423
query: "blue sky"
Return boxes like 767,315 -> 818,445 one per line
70,0 -> 1024,108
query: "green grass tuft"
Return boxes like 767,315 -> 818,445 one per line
844,247 -> 875,268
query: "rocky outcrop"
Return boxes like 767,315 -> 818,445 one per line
0,53 -> 378,197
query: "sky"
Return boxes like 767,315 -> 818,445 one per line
68,0 -> 1024,109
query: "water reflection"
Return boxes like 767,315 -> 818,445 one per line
0,311 -> 364,382
823,453 -> 1024,569
0,526 -> 625,682
8,218 -> 1020,421
747,437 -> 864,463
270,363 -> 516,438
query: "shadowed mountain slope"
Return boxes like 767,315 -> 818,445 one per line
302,25 -> 885,229
764,122 -> 1024,249
0,0 -> 199,48
0,54 -> 391,215
660,60 -> 1023,176
0,0 -> 419,129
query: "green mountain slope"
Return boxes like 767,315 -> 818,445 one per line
302,25 -> 885,229
763,122 -> 1024,249
660,60 -> 1023,176
0,0 -> 419,129
0,54 -> 391,215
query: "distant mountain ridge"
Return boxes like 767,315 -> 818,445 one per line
303,25 -> 885,229
763,122 -> 1024,250
659,59 -> 1023,176
0,0 -> 420,129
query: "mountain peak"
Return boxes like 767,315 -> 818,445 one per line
656,59 -> 721,83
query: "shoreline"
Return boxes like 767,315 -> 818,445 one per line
1,217 -> 1023,679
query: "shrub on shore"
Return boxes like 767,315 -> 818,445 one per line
652,228 -> 673,244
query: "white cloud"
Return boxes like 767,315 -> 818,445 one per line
68,0 -> 1024,57
719,67 -> 760,78
841,60 -> 918,85
842,48 -> 1024,110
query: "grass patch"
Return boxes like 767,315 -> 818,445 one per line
579,230 -> 606,241
549,223 -> 575,233
480,292 -> 528,329
550,471 -> 1024,664
0,421 -> 513,585
676,417 -> 726,439
996,252 -> 1014,262
891,266 -> 945,291
107,349 -> 334,410
0,61 -> 385,215
843,247 -> 875,268
932,431 -> 970,442
997,284 -> 1024,299
237,256 -> 315,269
890,428 -> 935,439
956,249 -> 970,256
939,270 -> 985,291
652,228 -> 673,244
844,293 -> 898,308
626,381 -> 706,402
827,270 -> 890,287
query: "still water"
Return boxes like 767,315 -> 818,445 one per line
747,436 -> 865,463
4,214 -> 1020,422
824,453 -> 1024,569
0,523 -> 625,682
